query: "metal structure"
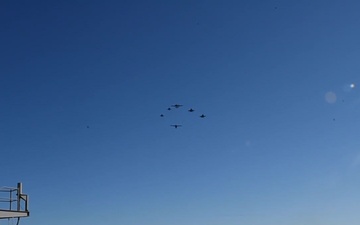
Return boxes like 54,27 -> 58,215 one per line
0,183 -> 29,225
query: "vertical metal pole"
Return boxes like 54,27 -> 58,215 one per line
25,195 -> 29,212
9,190 -> 12,210
17,183 -> 22,211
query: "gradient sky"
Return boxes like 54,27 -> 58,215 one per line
1,1 -> 360,225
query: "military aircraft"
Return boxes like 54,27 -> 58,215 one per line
170,124 -> 182,128
167,107 -> 171,110
188,108 -> 195,112
160,114 -> 164,117
200,114 -> 206,118
171,104 -> 183,108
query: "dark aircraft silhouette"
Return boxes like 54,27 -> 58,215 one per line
188,108 -> 195,112
200,114 -> 206,118
170,124 -> 182,128
167,107 -> 171,111
160,114 -> 164,117
171,104 -> 183,108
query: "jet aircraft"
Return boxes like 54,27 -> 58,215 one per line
200,114 -> 206,118
188,108 -> 195,112
170,124 -> 182,128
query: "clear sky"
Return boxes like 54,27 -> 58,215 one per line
1,0 -> 360,224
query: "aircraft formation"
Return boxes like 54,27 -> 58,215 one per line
160,104 -> 206,128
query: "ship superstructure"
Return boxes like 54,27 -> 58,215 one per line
0,183 -> 29,225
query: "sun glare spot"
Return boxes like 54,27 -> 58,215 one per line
343,83 -> 356,92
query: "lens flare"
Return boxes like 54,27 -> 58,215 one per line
325,91 -> 337,104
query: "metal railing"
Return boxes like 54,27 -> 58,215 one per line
0,183 -> 28,214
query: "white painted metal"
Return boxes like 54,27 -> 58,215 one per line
0,210 -> 29,218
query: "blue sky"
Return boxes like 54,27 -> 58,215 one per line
1,0 -> 360,224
